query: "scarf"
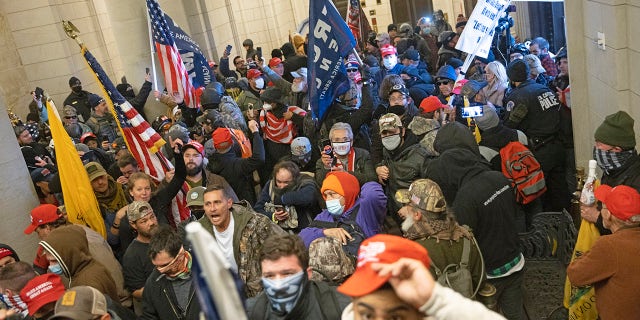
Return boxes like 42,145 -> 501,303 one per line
334,148 -> 357,172
95,176 -> 128,212
404,212 -> 472,242
259,106 -> 306,144
593,147 -> 636,174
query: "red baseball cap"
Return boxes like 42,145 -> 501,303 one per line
595,184 -> 640,222
24,204 -> 60,234
452,79 -> 468,95
182,141 -> 204,156
20,274 -> 66,316
380,44 -> 397,57
268,57 -> 282,68
212,128 -> 233,151
338,234 -> 430,297
247,69 -> 262,80
419,96 -> 447,113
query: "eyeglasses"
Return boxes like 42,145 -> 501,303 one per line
346,68 -> 358,73
436,80 -> 452,86
64,116 -> 77,119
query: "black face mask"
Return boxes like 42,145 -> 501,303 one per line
388,104 -> 406,116
71,85 -> 82,93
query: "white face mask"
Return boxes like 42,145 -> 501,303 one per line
383,55 -> 398,70
291,80 -> 307,93
254,78 -> 265,89
262,103 -> 273,111
332,142 -> 351,156
326,198 -> 344,216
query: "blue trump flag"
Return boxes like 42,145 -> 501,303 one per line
164,14 -> 214,88
308,0 -> 356,121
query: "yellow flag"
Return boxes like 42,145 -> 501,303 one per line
46,99 -> 106,238
563,219 -> 600,319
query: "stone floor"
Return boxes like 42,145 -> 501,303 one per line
522,260 -> 569,319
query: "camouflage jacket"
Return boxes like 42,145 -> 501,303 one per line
196,202 -> 285,298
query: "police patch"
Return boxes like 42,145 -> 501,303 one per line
506,101 -> 515,112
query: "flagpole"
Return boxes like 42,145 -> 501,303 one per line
146,12 -> 160,94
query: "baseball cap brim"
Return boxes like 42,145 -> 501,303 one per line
338,264 -> 390,297
49,311 -> 95,320
290,71 -> 304,78
394,189 -> 411,204
24,223 -> 39,235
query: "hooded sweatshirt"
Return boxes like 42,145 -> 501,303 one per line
40,225 -> 118,300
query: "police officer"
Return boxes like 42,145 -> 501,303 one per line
503,59 -> 569,212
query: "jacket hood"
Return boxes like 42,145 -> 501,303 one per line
39,225 -> 91,280
427,148 -> 490,204
433,122 -> 480,156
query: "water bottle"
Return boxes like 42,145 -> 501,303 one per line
579,160 -> 598,206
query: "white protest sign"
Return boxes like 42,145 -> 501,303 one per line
455,0 -> 510,58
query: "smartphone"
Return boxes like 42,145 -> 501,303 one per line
256,46 -> 263,60
461,106 -> 484,118
225,45 -> 232,56
145,67 -> 150,75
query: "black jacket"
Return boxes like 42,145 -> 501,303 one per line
208,131 -> 265,205
597,153 -> 640,234
124,81 -> 152,121
503,79 -> 561,139
63,90 -> 93,122
140,271 -> 201,320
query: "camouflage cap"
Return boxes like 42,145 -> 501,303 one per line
379,113 -> 403,133
186,186 -> 206,207
127,201 -> 153,222
394,179 -> 446,213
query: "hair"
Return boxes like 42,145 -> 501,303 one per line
43,215 -> 69,230
203,184 -> 232,200
13,125 -> 27,138
26,113 -> 39,123
485,61 -> 508,86
127,172 -> 157,194
117,154 -> 138,169
259,234 -> 309,270
0,262 -> 36,292
530,37 -> 549,51
329,122 -> 354,142
272,161 -> 301,182
148,225 -> 182,260
233,56 -> 243,65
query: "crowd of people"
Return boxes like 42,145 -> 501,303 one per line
2,9 -> 640,320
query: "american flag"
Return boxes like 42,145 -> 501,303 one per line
346,0 -> 372,51
81,46 -> 169,182
146,0 -> 198,109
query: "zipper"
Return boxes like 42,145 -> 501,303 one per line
162,287 -> 182,319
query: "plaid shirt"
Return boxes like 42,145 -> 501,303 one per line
540,54 -> 558,77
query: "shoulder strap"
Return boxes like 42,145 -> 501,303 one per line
248,293 -> 269,319
460,237 -> 470,268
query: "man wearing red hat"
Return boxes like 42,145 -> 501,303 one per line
568,184 -> 640,320
237,68 -> 265,121
0,245 -> 19,269
19,273 -> 66,319
208,120 -> 264,205
337,234 -> 504,319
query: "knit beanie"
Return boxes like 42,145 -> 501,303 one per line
507,59 -> 529,82
321,171 -> 360,212
594,111 -> 636,148
475,104 -> 500,130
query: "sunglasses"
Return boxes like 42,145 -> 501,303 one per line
346,68 -> 359,73
64,116 -> 77,119
436,80 -> 452,86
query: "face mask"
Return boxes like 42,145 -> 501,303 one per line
291,81 -> 307,93
422,27 -> 431,35
48,263 -> 63,275
295,153 -> 312,167
254,78 -> 265,89
326,199 -> 344,217
262,103 -> 273,111
71,86 -> 82,93
332,142 -> 351,156
382,134 -> 402,150
383,55 -> 398,70
0,293 -> 28,316
593,147 -> 635,174
388,104 -> 406,116
261,271 -> 306,314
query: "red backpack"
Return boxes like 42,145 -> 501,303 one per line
499,141 -> 547,204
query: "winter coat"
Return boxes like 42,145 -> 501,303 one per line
196,203 -> 285,297
299,182 -> 387,247
140,270 -> 200,320
63,90 -> 92,122
503,79 -> 561,139
315,147 -> 376,187
39,225 -> 118,300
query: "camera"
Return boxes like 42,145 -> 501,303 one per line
461,106 -> 484,118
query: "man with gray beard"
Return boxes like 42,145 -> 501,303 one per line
395,179 -> 484,299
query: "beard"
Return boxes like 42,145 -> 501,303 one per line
138,224 -> 158,239
186,161 -> 204,177
401,214 -> 415,233
291,81 -> 307,93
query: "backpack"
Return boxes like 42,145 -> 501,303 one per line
431,237 -> 481,299
499,141 -> 547,204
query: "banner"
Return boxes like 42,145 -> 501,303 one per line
308,0 -> 357,121
455,0 -> 511,58
564,220 -> 600,319
164,14 -> 214,89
